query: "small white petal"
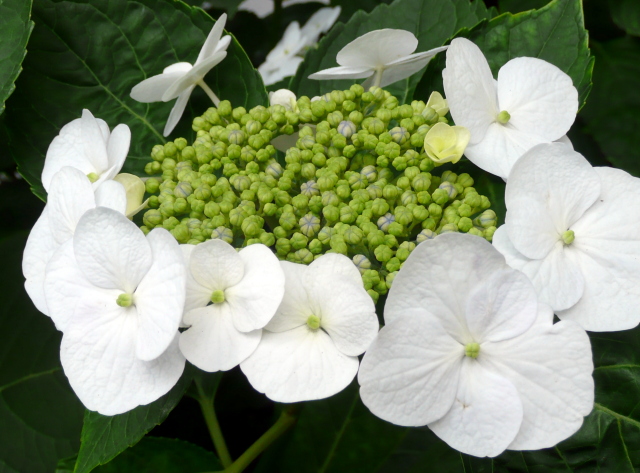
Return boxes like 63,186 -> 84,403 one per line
241,326 -> 358,402
263,261 -> 310,333
80,109 -> 110,175
215,35 -> 232,54
47,167 -> 96,244
181,244 -> 211,314
94,180 -> 127,214
163,85 -> 195,137
359,311 -> 463,426
106,124 -> 131,173
308,252 -> 362,286
336,29 -> 418,68
260,57 -> 305,85
376,46 -> 448,88
163,62 -> 193,74
42,117 -> 92,191
23,207 -> 57,315
130,72 -> 186,103
429,359 -> 523,458
196,13 -> 227,65
162,51 -> 226,102
300,7 -> 340,45
307,65 -> 373,81
190,239 -> 244,292
179,305 -> 261,372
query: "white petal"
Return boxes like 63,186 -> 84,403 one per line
378,46 -> 448,88
181,244 -> 211,314
482,315 -> 594,450
463,122 -> 545,180
73,207 -> 152,292
505,143 -> 601,259
106,124 -> 130,173
555,134 -> 573,148
190,239 -> 244,292
134,228 -> 186,361
42,116 -> 92,191
179,305 -> 261,372
465,268 -> 538,343
241,326 -> 358,402
23,207 -> 58,315
443,38 -> 498,144
94,180 -> 127,214
196,13 -> 227,65
492,226 -> 585,311
61,321 -> 185,416
163,85 -> 195,137
263,261 -> 310,332
47,167 -> 96,244
429,359 -> 523,458
498,57 -> 578,142
308,252 -> 362,286
163,62 -> 193,74
260,57 -> 305,86
307,65 -> 373,81
162,51 -> 226,102
384,233 -> 506,341
264,22 -> 305,63
130,72 -> 186,103
337,29 -> 418,68
358,311 -> 463,426
80,109 -> 110,174
215,35 -> 232,54
300,7 -> 340,44
226,244 -> 285,332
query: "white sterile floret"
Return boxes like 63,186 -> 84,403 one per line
493,142 -> 640,332
179,239 -> 285,372
23,166 -> 126,317
41,109 -> 131,191
238,0 -> 330,19
442,38 -> 578,180
269,89 -> 298,111
130,14 -> 231,136
358,233 -> 593,458
308,29 -> 448,89
241,253 -> 379,402
43,207 -> 187,415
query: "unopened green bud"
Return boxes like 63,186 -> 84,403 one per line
339,205 -> 357,224
476,210 -> 497,228
330,234 -> 348,254
116,293 -> 134,307
211,290 -> 226,304
338,120 -> 357,138
377,213 -> 395,232
300,180 -> 320,197
352,254 -> 372,274
562,230 -> 575,245
389,127 -> 410,145
290,232 -> 309,250
432,188 -> 450,206
343,226 -> 364,245
276,238 -> 292,256
374,244 -> 393,262
440,223 -> 458,234
143,209 -> 163,228
416,229 -> 436,242
317,226 -> 333,244
299,213 -> 321,238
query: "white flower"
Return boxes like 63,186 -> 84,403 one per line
269,88 -> 298,111
308,29 -> 448,89
358,233 -> 593,458
130,14 -> 231,136
442,38 -> 578,180
239,0 -> 330,19
241,253 -> 378,402
41,109 -> 131,192
493,142 -> 640,331
43,207 -> 186,415
179,239 -> 285,372
23,167 -> 126,317
300,6 -> 341,47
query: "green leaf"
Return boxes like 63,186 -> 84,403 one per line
416,0 -> 594,109
73,369 -> 193,473
498,0 -> 551,14
0,232 -> 85,473
0,0 -> 33,116
289,0 -> 493,103
4,0 -> 267,200
579,37 -> 640,177
609,0 -> 640,36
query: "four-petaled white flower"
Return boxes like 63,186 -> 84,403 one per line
241,253 -> 378,402
359,233 -> 593,458
179,239 -> 285,372
442,38 -> 578,180
130,14 -> 231,136
23,166 -> 126,317
43,207 -> 187,415
493,142 -> 640,332
309,29 -> 447,89
41,109 -> 131,192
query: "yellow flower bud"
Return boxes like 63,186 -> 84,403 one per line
114,173 -> 148,218
426,91 -> 449,117
423,123 -> 470,164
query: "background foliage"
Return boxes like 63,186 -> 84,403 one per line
1,0 -> 639,472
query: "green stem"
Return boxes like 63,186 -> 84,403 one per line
372,68 -> 384,88
198,80 -> 221,106
196,380 -> 233,468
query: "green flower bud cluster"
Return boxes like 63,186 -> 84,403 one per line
140,86 -> 497,302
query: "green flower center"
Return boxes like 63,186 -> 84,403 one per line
497,110 -> 511,124
211,290 -> 226,304
562,230 -> 575,245
306,315 -> 321,330
465,342 -> 480,359
116,293 -> 134,307
87,172 -> 99,183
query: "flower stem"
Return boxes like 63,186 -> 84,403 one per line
198,80 -> 221,106
196,379 -> 233,468
372,68 -> 384,88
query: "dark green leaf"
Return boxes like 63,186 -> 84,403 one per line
580,37 -> 640,176
609,0 -> 640,36
0,0 -> 33,116
290,0 -> 492,103
73,368 -> 193,473
4,0 -> 267,200
498,0 -> 550,14
0,232 -> 84,473
417,0 -> 594,109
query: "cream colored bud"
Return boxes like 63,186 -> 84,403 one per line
113,173 -> 148,218
423,123 -> 470,164
426,91 -> 449,117
269,89 -> 297,111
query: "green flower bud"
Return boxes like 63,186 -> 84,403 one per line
338,205 -> 357,224
171,224 -> 190,243
300,180 -> 320,197
484,226 -> 496,241
385,257 -> 401,272
317,226 -> 333,244
386,222 -> 403,236
457,217 -> 473,233
289,232 -> 308,250
382,184 -> 399,201
389,127 -> 410,145
279,212 -> 297,231
394,206 -> 413,226
276,238 -> 292,256
143,209 -> 163,228
374,244 -> 393,262
343,226 -> 364,245
241,215 -> 264,237
377,213 -> 395,232
330,234 -> 348,254
145,178 -> 160,194
476,210 -> 497,228
352,254 -> 372,274
416,229 -> 436,242
440,223 -> 458,234
299,213 -> 321,237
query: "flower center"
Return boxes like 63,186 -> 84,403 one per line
87,172 -> 99,183
211,289 -> 226,304
116,293 -> 134,307
306,315 -> 321,330
562,230 -> 575,245
464,342 -> 480,359
497,110 -> 511,124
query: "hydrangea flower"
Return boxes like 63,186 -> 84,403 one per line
41,109 -> 131,191
23,167 -> 126,316
423,122 -> 470,164
238,0 -> 330,18
44,207 -> 186,415
493,142 -> 640,331
130,14 -> 231,136
179,239 -> 285,372
359,233 -> 593,457
309,29 -> 448,88
241,254 -> 378,402
442,38 -> 578,179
